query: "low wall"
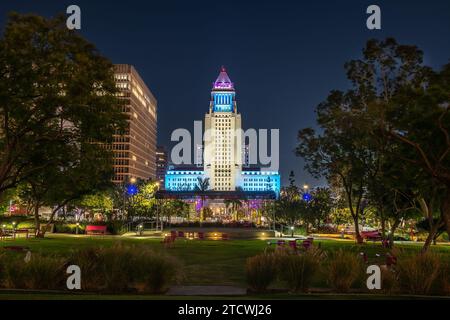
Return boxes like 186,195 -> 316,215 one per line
164,227 -> 275,240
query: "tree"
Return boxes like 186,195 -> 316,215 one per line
303,187 -> 334,233
127,180 -> 158,218
274,186 -> 304,233
194,177 -> 210,222
298,37 -> 450,244
0,13 -> 126,235
0,13 -> 125,206
383,63 -> 450,236
78,191 -> 114,220
224,198 -> 243,221
297,92 -> 374,243
342,38 -> 450,245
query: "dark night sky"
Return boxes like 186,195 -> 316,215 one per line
1,0 -> 450,187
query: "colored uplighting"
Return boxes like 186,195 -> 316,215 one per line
213,66 -> 234,90
127,184 -> 138,196
302,193 -> 312,202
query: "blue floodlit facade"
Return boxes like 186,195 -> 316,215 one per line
165,168 -> 281,195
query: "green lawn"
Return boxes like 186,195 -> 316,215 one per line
2,234 -> 449,287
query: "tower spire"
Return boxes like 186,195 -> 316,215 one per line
213,66 -> 234,90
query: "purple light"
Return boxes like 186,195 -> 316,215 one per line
213,66 -> 234,90
249,199 -> 262,210
195,198 -> 202,211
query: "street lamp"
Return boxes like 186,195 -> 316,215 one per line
154,181 -> 163,231
75,222 -> 80,235
291,225 -> 294,237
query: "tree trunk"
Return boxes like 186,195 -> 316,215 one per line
353,216 -> 363,244
380,209 -> 386,239
34,202 -> 41,237
442,188 -> 450,236
389,219 -> 401,248
41,202 -> 71,237
422,223 -> 440,253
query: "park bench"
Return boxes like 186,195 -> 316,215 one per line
361,231 -> 382,242
14,228 -> 36,239
86,225 -> 107,235
0,230 -> 14,240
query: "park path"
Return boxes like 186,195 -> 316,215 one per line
166,286 -> 246,296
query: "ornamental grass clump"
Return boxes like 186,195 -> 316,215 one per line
246,252 -> 277,293
68,247 -> 104,291
396,252 -> 442,295
326,249 -> 364,293
135,250 -> 181,294
276,248 -> 322,293
70,244 -> 181,293
97,244 -> 141,292
3,254 -> 66,290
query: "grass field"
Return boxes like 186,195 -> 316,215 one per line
2,234 -> 449,288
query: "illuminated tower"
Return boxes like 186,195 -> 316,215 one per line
204,67 -> 242,191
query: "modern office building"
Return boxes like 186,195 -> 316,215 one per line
112,64 -> 157,183
156,146 -> 168,188
164,67 -> 280,195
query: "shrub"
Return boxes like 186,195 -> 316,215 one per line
381,267 -> 398,294
68,247 -> 104,291
326,249 -> 364,293
396,252 -> 442,295
106,221 -> 125,235
276,250 -> 321,292
436,261 -> 450,296
136,251 -> 181,293
246,252 -> 277,293
4,254 -> 66,290
69,245 -> 181,293
0,252 -> 9,287
97,244 -> 138,292
53,223 -> 85,234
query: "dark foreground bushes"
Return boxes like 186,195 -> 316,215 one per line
69,244 -> 182,293
246,252 -> 278,293
246,246 -> 449,296
0,245 -> 181,293
1,254 -> 65,290
326,249 -> 365,293
396,251 -> 449,296
246,247 -> 324,293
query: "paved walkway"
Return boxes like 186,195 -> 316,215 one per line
166,286 -> 247,296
